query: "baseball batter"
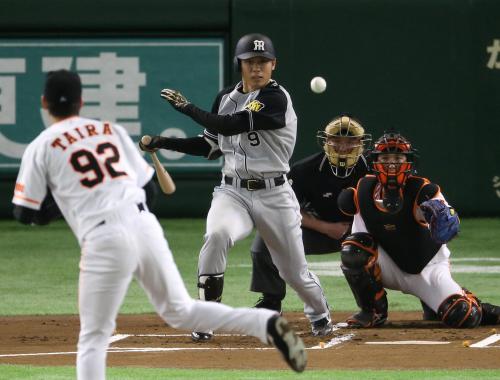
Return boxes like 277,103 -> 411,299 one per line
337,131 -> 500,328
12,70 -> 307,378
140,33 -> 332,340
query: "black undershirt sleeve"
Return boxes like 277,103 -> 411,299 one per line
179,87 -> 287,136
13,190 -> 62,225
156,136 -> 212,157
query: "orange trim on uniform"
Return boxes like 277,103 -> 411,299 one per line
342,239 -> 378,256
413,177 -> 431,227
13,194 -> 40,205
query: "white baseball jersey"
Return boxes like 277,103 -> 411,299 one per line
13,116 -> 154,244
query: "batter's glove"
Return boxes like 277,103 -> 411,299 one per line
420,199 -> 459,244
138,136 -> 166,153
160,88 -> 190,111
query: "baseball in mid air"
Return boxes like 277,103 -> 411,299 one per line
310,76 -> 327,94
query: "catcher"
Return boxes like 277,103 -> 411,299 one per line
337,131 -> 500,328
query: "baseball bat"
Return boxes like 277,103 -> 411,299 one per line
141,135 -> 176,195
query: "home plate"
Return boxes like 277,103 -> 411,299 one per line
365,341 -> 450,345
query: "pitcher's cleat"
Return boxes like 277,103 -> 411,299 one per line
267,315 -> 307,373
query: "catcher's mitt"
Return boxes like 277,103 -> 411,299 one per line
420,199 -> 459,244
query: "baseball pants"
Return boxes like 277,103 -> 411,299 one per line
77,203 -> 275,380
250,229 -> 342,298
377,244 -> 462,312
198,181 -> 330,322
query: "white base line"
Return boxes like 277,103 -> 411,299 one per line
0,327 -> 353,359
470,334 -> 500,348
365,341 -> 450,345
310,333 -> 354,349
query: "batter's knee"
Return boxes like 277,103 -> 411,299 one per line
438,293 -> 482,328
203,229 -> 233,252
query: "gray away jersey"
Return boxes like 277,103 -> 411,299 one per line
206,81 -> 297,179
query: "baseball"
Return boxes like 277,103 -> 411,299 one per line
462,340 -> 471,347
310,76 -> 327,94
141,135 -> 152,145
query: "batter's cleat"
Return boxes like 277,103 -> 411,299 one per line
191,331 -> 213,342
267,315 -> 307,373
311,317 -> 334,337
254,295 -> 283,314
481,303 -> 500,325
346,310 -> 387,328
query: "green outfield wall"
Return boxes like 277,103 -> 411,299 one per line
1,0 -> 499,217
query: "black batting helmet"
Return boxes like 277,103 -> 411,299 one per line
233,33 -> 276,71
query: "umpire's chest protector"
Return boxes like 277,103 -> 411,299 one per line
357,176 -> 442,274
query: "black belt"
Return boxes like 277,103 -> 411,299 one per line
224,175 -> 286,191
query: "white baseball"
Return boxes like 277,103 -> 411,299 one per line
141,135 -> 152,145
310,76 -> 327,94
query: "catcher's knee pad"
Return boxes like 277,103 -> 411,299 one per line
438,292 -> 482,328
340,233 -> 387,315
341,232 -> 378,271
198,274 -> 224,302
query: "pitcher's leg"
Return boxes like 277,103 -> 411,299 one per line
77,229 -> 135,380
134,215 -> 276,342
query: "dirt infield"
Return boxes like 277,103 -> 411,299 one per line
0,312 -> 499,370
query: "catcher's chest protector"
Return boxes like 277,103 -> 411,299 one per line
357,176 -> 441,274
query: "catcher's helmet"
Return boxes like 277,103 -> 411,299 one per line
234,33 -> 276,71
316,115 -> 370,178
371,131 -> 417,190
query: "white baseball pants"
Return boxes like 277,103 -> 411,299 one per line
77,203 -> 275,380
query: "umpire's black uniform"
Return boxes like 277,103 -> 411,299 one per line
250,151 -> 369,299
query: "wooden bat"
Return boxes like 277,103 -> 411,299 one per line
141,135 -> 176,195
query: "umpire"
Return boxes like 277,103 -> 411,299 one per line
251,115 -> 370,312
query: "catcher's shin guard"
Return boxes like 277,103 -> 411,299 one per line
438,290 -> 482,328
197,274 -> 224,302
341,233 -> 388,327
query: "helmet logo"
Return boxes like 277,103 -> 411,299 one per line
253,40 -> 265,51
245,100 -> 265,112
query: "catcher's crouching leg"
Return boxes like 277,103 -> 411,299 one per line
191,274 -> 224,342
340,233 -> 388,328
438,290 -> 482,328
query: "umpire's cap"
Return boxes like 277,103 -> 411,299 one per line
44,69 -> 82,105
234,33 -> 276,61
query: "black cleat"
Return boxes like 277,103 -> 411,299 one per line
481,303 -> 500,325
311,317 -> 334,336
191,331 -> 213,342
421,300 -> 439,321
267,315 -> 307,373
254,295 -> 283,314
347,310 -> 387,328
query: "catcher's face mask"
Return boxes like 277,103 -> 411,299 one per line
317,116 -> 371,178
371,132 -> 416,213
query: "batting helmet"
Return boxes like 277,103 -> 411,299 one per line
233,33 -> 276,71
316,115 -> 370,178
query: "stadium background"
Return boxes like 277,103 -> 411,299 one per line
0,0 -> 499,218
